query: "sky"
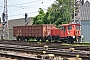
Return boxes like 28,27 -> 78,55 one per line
0,0 -> 55,20
0,0 -> 90,20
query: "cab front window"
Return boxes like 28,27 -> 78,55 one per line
76,26 -> 80,30
68,25 -> 72,30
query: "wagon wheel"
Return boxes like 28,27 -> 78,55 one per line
37,39 -> 40,42
25,38 -> 29,41
16,37 -> 19,41
17,38 -> 19,41
41,38 -> 46,42
16,37 -> 21,41
36,37 -> 40,42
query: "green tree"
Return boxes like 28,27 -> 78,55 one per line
33,0 -> 74,26
33,8 -> 45,24
43,12 -> 51,24
47,0 -> 74,25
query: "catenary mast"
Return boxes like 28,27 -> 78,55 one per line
3,0 -> 8,39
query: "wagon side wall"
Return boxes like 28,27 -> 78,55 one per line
13,24 -> 56,38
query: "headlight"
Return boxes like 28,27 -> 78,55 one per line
81,35 -> 84,38
73,36 -> 75,38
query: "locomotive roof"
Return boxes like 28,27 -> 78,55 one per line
60,23 -> 81,26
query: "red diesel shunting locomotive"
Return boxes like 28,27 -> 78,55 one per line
13,23 -> 81,43
51,23 -> 81,43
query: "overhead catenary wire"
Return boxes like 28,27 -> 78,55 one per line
8,12 -> 37,20
0,0 -> 47,10
9,8 -> 48,17
5,0 -> 51,13
0,0 -> 43,6
8,4 -> 50,12
0,0 -> 54,20
0,0 -> 52,11
7,0 -> 50,16
8,0 -> 43,6
8,12 -> 38,17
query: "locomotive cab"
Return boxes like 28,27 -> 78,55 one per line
60,23 -> 81,43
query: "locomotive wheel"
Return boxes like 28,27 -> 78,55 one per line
53,36 -> 60,42
64,40 -> 68,43
47,36 -> 52,42
71,41 -> 74,43
48,40 -> 51,42
67,36 -> 74,43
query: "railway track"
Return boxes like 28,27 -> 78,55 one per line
0,40 -> 90,51
0,40 -> 90,60
0,43 -> 90,60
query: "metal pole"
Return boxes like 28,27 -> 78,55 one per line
6,0 -> 9,39
79,0 -> 83,42
1,25 -> 4,40
74,0 -> 75,23
4,0 -> 8,39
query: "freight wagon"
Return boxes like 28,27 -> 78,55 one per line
13,23 -> 81,43
13,24 -> 55,41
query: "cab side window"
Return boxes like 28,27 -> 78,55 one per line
60,26 -> 66,31
63,26 -> 66,31
68,25 -> 72,30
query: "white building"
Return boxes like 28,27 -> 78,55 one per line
79,1 -> 90,42
0,17 -> 33,40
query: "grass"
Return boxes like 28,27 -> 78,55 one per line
61,43 -> 90,46
28,39 -> 90,46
